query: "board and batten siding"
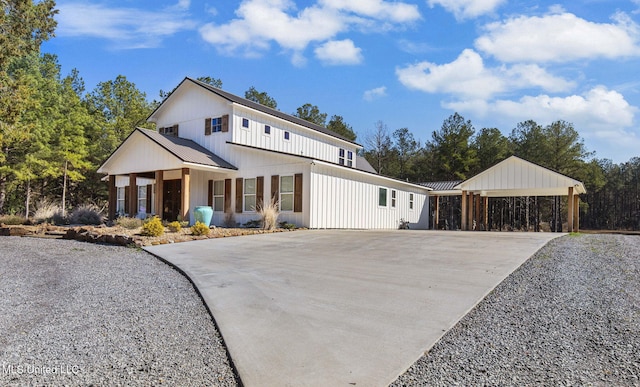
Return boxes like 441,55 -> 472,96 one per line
309,164 -> 429,229
231,104 -> 359,168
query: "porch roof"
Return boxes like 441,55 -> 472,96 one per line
97,128 -> 237,175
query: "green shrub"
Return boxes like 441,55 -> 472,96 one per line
0,214 -> 26,225
190,221 -> 210,236
69,204 -> 104,225
116,216 -> 142,229
279,221 -> 296,230
142,216 -> 164,237
243,219 -> 261,228
167,221 -> 182,232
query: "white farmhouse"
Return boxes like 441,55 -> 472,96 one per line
98,77 -> 432,229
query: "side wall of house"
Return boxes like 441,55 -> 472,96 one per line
309,164 -> 430,229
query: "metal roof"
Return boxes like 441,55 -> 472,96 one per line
150,77 -> 361,147
421,180 -> 463,191
137,128 -> 237,170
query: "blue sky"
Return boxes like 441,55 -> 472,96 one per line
43,0 -> 640,163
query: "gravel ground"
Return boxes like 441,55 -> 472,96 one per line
0,237 -> 239,386
392,234 -> 640,386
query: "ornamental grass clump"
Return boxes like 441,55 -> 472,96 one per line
142,216 -> 164,237
69,204 -> 104,225
256,197 -> 279,230
190,221 -> 210,236
116,216 -> 142,230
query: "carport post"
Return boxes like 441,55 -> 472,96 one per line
573,195 -> 580,232
128,173 -> 137,217
567,186 -> 574,232
433,195 -> 440,230
469,192 -> 475,230
108,175 -> 117,221
474,195 -> 481,231
483,196 -> 489,231
181,168 -> 190,223
461,191 -> 468,230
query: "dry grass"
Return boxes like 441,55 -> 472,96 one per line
256,197 -> 279,230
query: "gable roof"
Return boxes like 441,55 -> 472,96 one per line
97,128 -> 237,174
137,128 -> 237,169
149,77 -> 361,147
454,156 -> 586,196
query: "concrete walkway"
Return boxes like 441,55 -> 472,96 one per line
145,230 -> 561,387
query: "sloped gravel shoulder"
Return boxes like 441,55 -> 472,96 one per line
0,237 -> 239,386
393,234 -> 640,386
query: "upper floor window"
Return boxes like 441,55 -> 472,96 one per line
339,149 -> 354,167
205,117 -> 223,135
242,118 -> 249,128
409,193 -> 414,210
347,151 -> 353,167
264,125 -> 271,135
159,124 -> 178,137
284,131 -> 290,140
339,149 -> 345,165
391,190 -> 397,208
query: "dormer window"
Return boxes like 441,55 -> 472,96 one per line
347,151 -> 353,167
160,124 -> 179,137
284,131 -> 290,140
264,125 -> 271,135
339,149 -> 345,165
242,118 -> 249,128
339,149 -> 353,167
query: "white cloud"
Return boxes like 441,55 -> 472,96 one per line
445,86 -> 636,130
475,11 -> 640,63
320,0 -> 420,22
395,49 -> 573,99
426,0 -> 506,20
56,1 -> 196,49
315,39 -> 363,65
363,86 -> 387,101
199,0 -> 420,63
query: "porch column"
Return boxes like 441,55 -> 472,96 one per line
128,173 -> 137,217
108,175 -> 117,221
434,195 -> 440,230
155,170 -> 164,220
573,195 -> 580,232
461,190 -> 467,231
567,186 -> 574,232
483,196 -> 489,231
181,168 -> 190,223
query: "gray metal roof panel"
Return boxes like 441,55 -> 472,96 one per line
138,128 -> 237,170
421,180 -> 463,191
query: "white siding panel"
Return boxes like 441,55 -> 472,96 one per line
309,164 -> 429,229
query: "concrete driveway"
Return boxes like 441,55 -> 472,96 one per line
145,230 -> 561,387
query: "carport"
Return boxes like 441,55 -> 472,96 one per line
424,156 -> 587,232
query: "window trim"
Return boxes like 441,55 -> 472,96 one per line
137,185 -> 147,214
116,187 -> 125,215
378,187 -> 388,207
243,177 -> 257,212
279,175 -> 295,212
242,118 -> 250,128
213,180 -> 224,212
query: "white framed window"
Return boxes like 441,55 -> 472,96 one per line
242,118 -> 249,128
409,193 -> 414,210
244,178 -> 256,212
391,190 -> 397,208
116,187 -> 125,215
264,125 -> 271,135
347,151 -> 353,167
378,187 -> 388,207
280,175 -> 294,212
138,186 -> 147,215
284,131 -> 290,140
213,180 -> 224,212
338,148 -> 345,165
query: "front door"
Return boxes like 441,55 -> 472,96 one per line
163,179 -> 181,221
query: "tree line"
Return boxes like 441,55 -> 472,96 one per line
1,1 -> 638,230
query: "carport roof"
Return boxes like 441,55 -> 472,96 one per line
454,156 -> 586,197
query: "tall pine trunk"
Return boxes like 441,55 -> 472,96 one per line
62,160 -> 68,215
25,179 -> 31,219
